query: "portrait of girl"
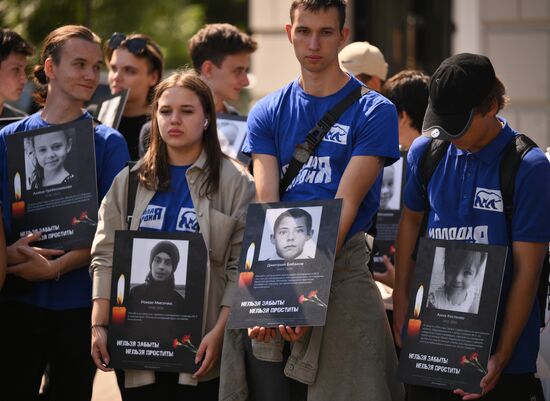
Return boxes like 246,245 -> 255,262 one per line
427,246 -> 487,314
26,128 -> 75,189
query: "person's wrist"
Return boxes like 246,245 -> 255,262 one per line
91,323 -> 109,330
51,258 -> 62,281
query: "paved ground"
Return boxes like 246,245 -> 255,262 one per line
91,371 -> 121,401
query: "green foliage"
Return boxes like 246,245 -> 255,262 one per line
0,0 -> 247,70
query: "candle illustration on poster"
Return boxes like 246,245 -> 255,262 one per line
407,285 -> 424,338
239,242 -> 255,288
11,172 -> 25,219
111,274 -> 127,325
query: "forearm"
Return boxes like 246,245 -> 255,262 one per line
393,207 -> 424,344
335,196 -> 361,252
252,154 -> 279,202
213,306 -> 230,334
394,208 -> 424,299
92,298 -> 111,325
56,247 -> 91,276
335,155 -> 384,252
493,242 -> 546,365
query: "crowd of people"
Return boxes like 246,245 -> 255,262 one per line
0,0 -> 549,400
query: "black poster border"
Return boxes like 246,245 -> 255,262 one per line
108,230 -> 207,373
228,199 -> 342,329
6,119 -> 98,249
398,238 -> 507,393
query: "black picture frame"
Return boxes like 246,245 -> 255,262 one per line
216,114 -> 250,165
6,119 -> 98,249
94,89 -> 129,130
0,117 -> 23,129
398,238 -> 507,393
108,230 -> 207,373
227,199 -> 342,329
372,151 -> 407,272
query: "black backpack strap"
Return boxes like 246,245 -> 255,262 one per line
412,139 -> 450,259
126,161 -> 138,229
499,134 -> 549,326
279,85 -> 369,196
500,134 -> 537,223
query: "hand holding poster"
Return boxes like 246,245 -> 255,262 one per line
227,199 -> 341,329
108,230 -> 207,372
398,238 -> 507,393
6,119 -> 98,249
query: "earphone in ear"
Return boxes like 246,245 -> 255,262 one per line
203,119 -> 209,129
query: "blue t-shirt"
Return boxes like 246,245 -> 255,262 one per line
243,75 -> 399,238
138,165 -> 198,233
0,111 -> 130,310
404,118 -> 550,374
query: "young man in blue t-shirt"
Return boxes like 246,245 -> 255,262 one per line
0,26 -> 129,400
393,53 -> 550,400
235,1 -> 404,400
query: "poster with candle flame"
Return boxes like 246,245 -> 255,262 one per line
398,238 -> 507,393
228,199 -> 342,329
108,230 -> 207,373
5,119 -> 98,249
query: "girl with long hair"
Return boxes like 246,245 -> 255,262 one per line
90,70 -> 254,400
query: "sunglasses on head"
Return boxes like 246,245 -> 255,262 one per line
108,32 -> 148,55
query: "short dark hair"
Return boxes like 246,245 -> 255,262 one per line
0,29 -> 34,63
473,76 -> 508,116
382,70 -> 429,132
188,23 -> 257,71
290,0 -> 347,31
273,208 -> 313,234
444,248 -> 486,278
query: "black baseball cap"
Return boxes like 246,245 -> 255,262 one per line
422,53 -> 495,141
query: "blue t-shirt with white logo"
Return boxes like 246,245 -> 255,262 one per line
404,118 -> 550,374
243,75 -> 399,239
139,165 -> 198,233
0,111 -> 130,310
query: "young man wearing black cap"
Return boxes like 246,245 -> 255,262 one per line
393,53 -> 550,400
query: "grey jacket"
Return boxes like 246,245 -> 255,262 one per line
220,232 -> 405,401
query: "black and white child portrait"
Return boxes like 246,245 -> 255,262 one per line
128,239 -> 189,311
258,206 -> 322,261
379,157 -> 403,210
24,128 -> 76,190
427,246 -> 487,314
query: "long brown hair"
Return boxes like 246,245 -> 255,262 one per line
139,70 -> 222,198
33,25 -> 101,105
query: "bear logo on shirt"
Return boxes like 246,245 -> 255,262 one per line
473,188 -> 503,212
323,123 -> 349,145
177,208 -> 199,232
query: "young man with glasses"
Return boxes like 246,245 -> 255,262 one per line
105,32 -> 163,159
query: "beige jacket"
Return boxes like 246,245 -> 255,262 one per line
90,151 -> 255,388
